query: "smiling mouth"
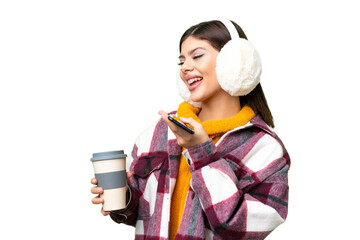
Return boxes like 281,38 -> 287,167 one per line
187,77 -> 203,86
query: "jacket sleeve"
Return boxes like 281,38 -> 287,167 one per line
184,134 -> 290,239
109,119 -> 166,226
109,144 -> 140,227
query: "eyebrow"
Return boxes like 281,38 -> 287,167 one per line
178,47 -> 205,59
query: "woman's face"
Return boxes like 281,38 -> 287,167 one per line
179,36 -> 224,103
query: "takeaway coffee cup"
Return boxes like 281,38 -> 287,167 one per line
91,150 -> 127,211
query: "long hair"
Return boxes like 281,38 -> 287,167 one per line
179,20 -> 274,128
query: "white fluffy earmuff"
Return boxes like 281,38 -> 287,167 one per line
216,19 -> 262,97
176,19 -> 262,106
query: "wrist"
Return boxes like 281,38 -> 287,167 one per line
183,139 -> 220,171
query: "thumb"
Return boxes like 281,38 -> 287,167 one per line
126,171 -> 133,179
179,117 -> 201,128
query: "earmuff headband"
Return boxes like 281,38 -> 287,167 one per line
218,19 -> 239,40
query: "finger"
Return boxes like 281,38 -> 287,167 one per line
158,110 -> 169,122
179,117 -> 200,128
92,196 -> 104,204
91,186 -> 103,194
179,117 -> 202,132
91,177 -> 97,185
101,208 -> 110,216
126,171 -> 133,179
159,111 -> 187,131
158,111 -> 177,131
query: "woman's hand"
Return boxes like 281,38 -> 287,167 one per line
90,172 -> 133,216
158,110 -> 209,148
91,178 -> 110,216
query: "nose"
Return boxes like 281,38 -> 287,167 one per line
180,59 -> 194,73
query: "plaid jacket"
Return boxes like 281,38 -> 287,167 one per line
110,114 -> 290,240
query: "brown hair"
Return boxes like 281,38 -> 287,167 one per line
179,20 -> 274,128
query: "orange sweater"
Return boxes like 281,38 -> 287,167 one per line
169,102 -> 255,240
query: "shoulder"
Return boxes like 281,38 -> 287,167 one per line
250,115 -> 288,155
224,115 -> 289,172
248,115 -> 289,169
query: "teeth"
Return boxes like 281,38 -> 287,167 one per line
188,77 -> 202,85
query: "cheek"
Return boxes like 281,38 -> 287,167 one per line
200,56 -> 217,76
179,71 -> 183,79
204,61 -> 220,87
179,71 -> 186,82
202,62 -> 218,81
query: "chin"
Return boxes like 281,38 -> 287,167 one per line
190,88 -> 214,102
190,93 -> 204,103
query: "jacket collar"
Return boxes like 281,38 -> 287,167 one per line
250,115 -> 277,137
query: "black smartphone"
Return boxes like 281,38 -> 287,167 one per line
168,115 -> 194,134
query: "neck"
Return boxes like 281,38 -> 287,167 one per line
198,92 -> 241,122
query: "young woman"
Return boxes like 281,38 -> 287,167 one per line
91,19 -> 290,240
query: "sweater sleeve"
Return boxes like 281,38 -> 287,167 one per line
183,135 -> 290,239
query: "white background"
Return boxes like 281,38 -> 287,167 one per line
1,0 -> 359,239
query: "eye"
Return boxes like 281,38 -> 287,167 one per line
177,53 -> 204,66
178,57 -> 185,66
193,54 -> 204,60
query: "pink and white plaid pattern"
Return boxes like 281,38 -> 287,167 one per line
110,115 -> 290,240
